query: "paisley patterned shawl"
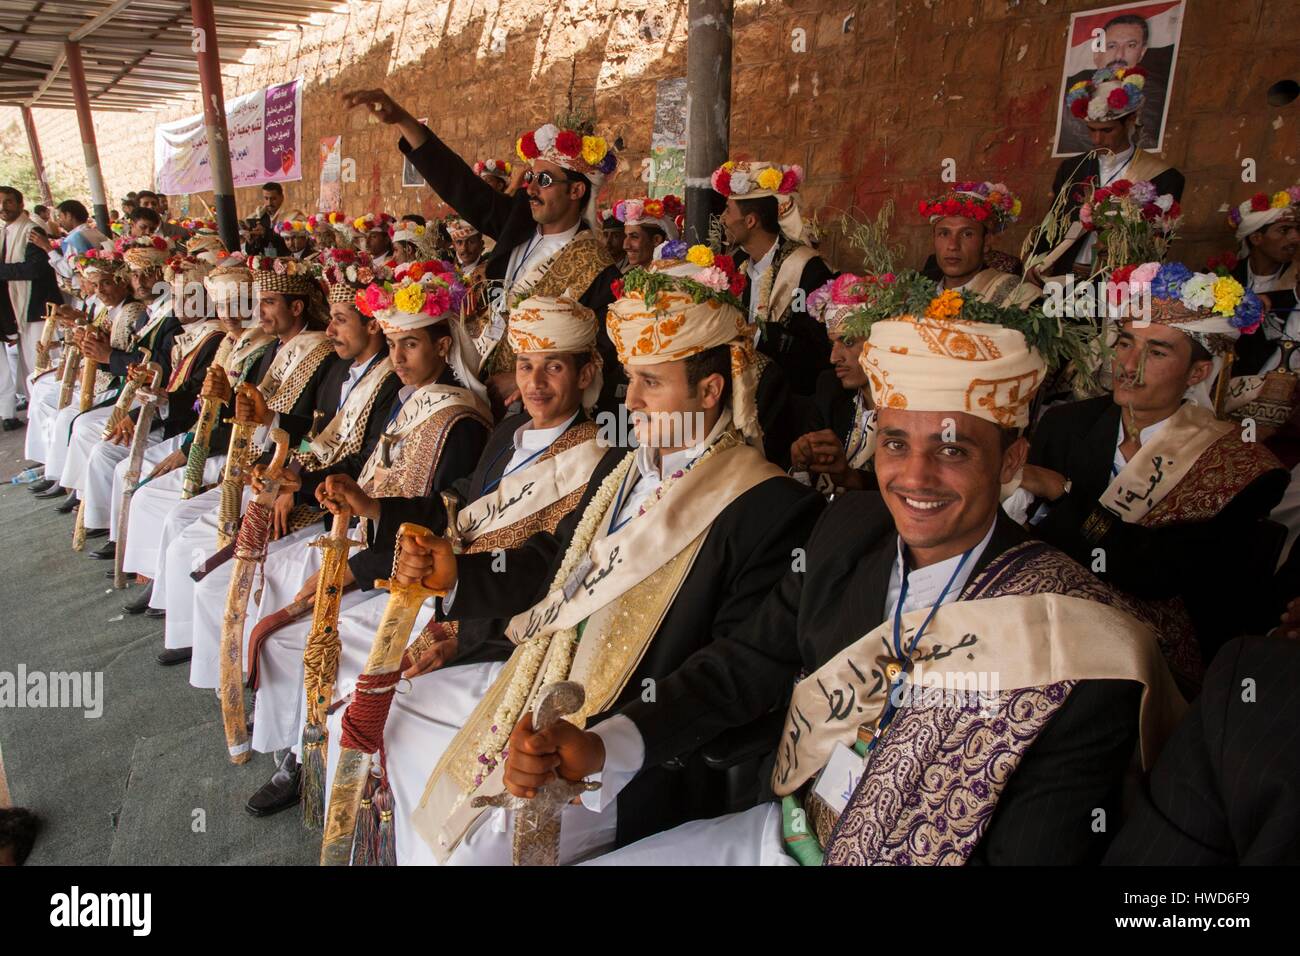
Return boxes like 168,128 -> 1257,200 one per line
480,230 -> 613,376
1140,430 -> 1284,526
816,540 -> 1183,866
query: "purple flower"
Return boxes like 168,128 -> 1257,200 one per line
1231,290 -> 1264,332
598,151 -> 618,175
660,239 -> 688,260
1151,262 -> 1193,300
1128,180 -> 1157,204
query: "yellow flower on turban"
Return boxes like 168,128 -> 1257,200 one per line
1211,276 -> 1244,316
685,245 -> 715,268
515,136 -> 527,163
581,136 -> 607,167
1272,191 -> 1292,209
756,167 -> 783,191
393,283 -> 426,314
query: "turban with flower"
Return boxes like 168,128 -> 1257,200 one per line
186,233 -> 226,264
808,274 -> 891,337
203,258 -> 254,317
446,219 -> 480,241
274,212 -> 310,238
507,291 -> 604,409
1065,66 -> 1147,124
118,235 -> 171,272
613,196 -> 683,242
607,257 -> 761,447
859,312 -> 1047,430
710,160 -> 805,241
919,181 -> 1023,234
1228,186 -> 1300,245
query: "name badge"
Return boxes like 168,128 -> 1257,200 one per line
562,555 -> 595,601
811,742 -> 867,816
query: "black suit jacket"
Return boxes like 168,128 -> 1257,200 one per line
0,233 -> 62,337
397,126 -> 625,409
347,367 -> 490,589
1229,258 -> 1299,376
734,237 -> 834,395
294,357 -> 401,506
1105,635 -> 1300,865
379,410 -> 595,666
1035,155 -> 1185,273
444,447 -> 825,844
160,328 -> 226,440
618,496 -> 1143,864
1028,396 -> 1289,659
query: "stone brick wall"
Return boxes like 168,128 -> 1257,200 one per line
3,0 -> 1297,271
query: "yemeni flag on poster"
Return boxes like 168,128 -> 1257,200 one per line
264,81 -> 300,178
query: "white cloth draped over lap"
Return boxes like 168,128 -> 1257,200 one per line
60,405 -> 116,492
24,373 -> 62,463
153,483 -> 247,647
582,801 -> 795,867
185,522 -> 322,689
122,478 -> 224,606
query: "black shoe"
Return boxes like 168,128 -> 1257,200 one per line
35,485 -> 67,500
90,540 -> 115,559
245,754 -> 301,817
1,418 -> 22,432
28,479 -> 55,495
155,647 -> 191,666
123,583 -> 153,613
85,528 -> 108,541
144,607 -> 165,619
55,496 -> 78,514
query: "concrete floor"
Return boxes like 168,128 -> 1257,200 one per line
0,410 -> 316,865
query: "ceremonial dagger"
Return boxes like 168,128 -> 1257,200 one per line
217,425 -> 290,765
320,523 -> 442,865
113,362 -> 164,590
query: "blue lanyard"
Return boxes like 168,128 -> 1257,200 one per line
340,353 -> 382,411
507,233 -> 544,289
1098,148 -> 1134,187
482,443 -> 550,494
864,545 -> 974,754
607,460 -> 641,535
386,391 -> 410,426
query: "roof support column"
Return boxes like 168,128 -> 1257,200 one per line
190,0 -> 240,254
20,106 -> 55,210
685,0 -> 733,246
64,40 -> 110,235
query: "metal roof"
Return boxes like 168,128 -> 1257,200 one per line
0,0 -> 352,112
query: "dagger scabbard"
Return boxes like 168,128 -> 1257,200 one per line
320,523 -> 441,865
217,427 -> 290,765
114,363 -> 164,589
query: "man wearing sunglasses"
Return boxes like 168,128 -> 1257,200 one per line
342,89 -> 624,415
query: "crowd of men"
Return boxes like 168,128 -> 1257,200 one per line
1,60 -> 1298,867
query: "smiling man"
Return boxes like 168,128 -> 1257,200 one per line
1020,262 -> 1287,667
343,88 -> 623,414
505,274 -> 1184,867
384,257 -> 822,865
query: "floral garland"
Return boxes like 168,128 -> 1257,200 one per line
711,160 -> 802,198
469,424 -> 741,783
918,181 -> 1022,232
114,235 -> 169,255
74,247 -> 128,274
515,124 -> 617,176
353,212 -> 395,234
1066,65 -> 1147,121
613,195 -> 684,226
353,260 -> 465,322
1110,261 -> 1264,333
307,211 -> 348,231
1227,186 -> 1300,230
274,218 -> 310,236
840,269 -> 1097,376
613,244 -> 746,307
319,248 -> 376,288
470,450 -> 637,783
473,159 -> 512,178
246,254 -> 322,278
180,218 -> 216,232
1205,252 -> 1240,276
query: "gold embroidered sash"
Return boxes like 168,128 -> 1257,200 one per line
762,243 -> 818,325
357,382 -> 491,496
224,327 -> 275,378
167,321 -> 225,392
964,269 -> 1042,309
296,357 -> 394,470
774,590 -> 1185,799
413,439 -> 784,862
258,330 -> 332,413
1100,403 -> 1233,524
452,422 -> 605,548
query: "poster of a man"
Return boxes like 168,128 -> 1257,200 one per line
1053,1 -> 1185,156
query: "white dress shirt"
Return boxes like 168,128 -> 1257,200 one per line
1112,412 -> 1172,477
502,410 -> 578,475
503,222 -> 581,292
744,238 -> 779,332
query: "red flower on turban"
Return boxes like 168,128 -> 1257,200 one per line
520,131 -> 539,159
555,131 -> 582,158
1107,88 -> 1129,110
1070,98 -> 1089,118
1251,193 -> 1270,212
